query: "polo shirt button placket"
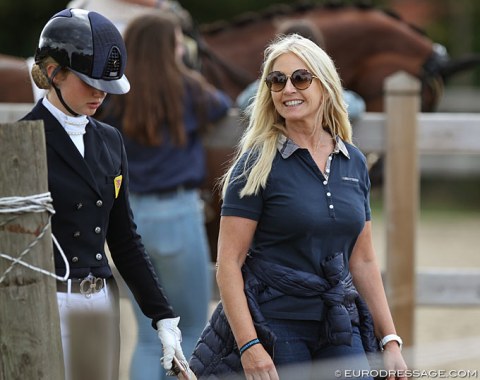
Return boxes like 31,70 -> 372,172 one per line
327,194 -> 335,216
322,179 -> 334,216
325,154 -> 335,217
322,179 -> 335,217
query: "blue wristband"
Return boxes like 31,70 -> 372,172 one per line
239,338 -> 260,356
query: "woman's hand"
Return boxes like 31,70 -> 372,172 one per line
240,343 -> 279,380
383,343 -> 408,380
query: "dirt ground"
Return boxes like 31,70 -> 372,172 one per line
117,207 -> 480,379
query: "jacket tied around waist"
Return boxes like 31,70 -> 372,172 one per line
189,252 -> 380,379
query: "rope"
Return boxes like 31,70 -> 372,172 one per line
0,192 -> 70,284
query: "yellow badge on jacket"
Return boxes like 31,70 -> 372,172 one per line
114,175 -> 122,198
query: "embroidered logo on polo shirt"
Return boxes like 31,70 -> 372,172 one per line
342,177 -> 359,182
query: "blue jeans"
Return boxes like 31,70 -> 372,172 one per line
266,318 -> 373,380
128,189 -> 212,380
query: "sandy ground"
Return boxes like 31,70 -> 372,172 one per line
117,210 -> 480,379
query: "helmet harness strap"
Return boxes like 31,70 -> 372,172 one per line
47,65 -> 79,117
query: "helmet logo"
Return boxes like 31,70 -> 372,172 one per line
103,46 -> 122,79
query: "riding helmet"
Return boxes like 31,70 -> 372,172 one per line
35,8 -> 130,94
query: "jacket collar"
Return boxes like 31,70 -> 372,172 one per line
32,100 -> 101,196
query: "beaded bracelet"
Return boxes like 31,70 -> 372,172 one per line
239,338 -> 260,356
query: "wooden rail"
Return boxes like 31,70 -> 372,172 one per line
3,103 -> 480,154
354,112 -> 480,154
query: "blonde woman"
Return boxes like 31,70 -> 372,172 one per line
191,34 -> 407,380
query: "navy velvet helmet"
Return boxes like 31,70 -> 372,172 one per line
35,8 -> 130,94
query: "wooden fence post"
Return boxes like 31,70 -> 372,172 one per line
0,121 -> 64,379
383,72 -> 420,349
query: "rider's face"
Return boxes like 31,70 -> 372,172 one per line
47,64 -> 106,117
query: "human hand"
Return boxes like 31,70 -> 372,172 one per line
240,343 -> 279,380
383,343 -> 408,380
156,317 -> 188,372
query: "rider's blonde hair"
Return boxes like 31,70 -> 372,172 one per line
31,56 -> 64,90
220,34 -> 352,198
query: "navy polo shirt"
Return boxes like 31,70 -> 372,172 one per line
221,134 -> 371,321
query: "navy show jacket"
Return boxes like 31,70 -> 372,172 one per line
21,100 -> 174,323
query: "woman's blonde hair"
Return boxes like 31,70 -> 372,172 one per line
220,34 -> 352,198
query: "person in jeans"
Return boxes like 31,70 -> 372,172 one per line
191,34 -> 407,380
99,11 -> 232,380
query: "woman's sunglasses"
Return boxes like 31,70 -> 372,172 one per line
265,69 -> 317,92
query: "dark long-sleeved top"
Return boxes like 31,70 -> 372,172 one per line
21,100 -> 175,324
101,82 -> 232,193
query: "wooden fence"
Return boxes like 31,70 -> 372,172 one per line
1,72 -> 480,347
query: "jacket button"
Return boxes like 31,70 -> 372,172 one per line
72,257 -> 79,263
94,227 -> 101,234
73,231 -> 81,238
96,200 -> 103,207
76,203 -> 83,210
95,253 -> 103,261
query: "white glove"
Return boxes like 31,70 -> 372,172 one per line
157,316 -> 187,371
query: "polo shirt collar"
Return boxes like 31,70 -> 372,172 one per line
277,133 -> 350,159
